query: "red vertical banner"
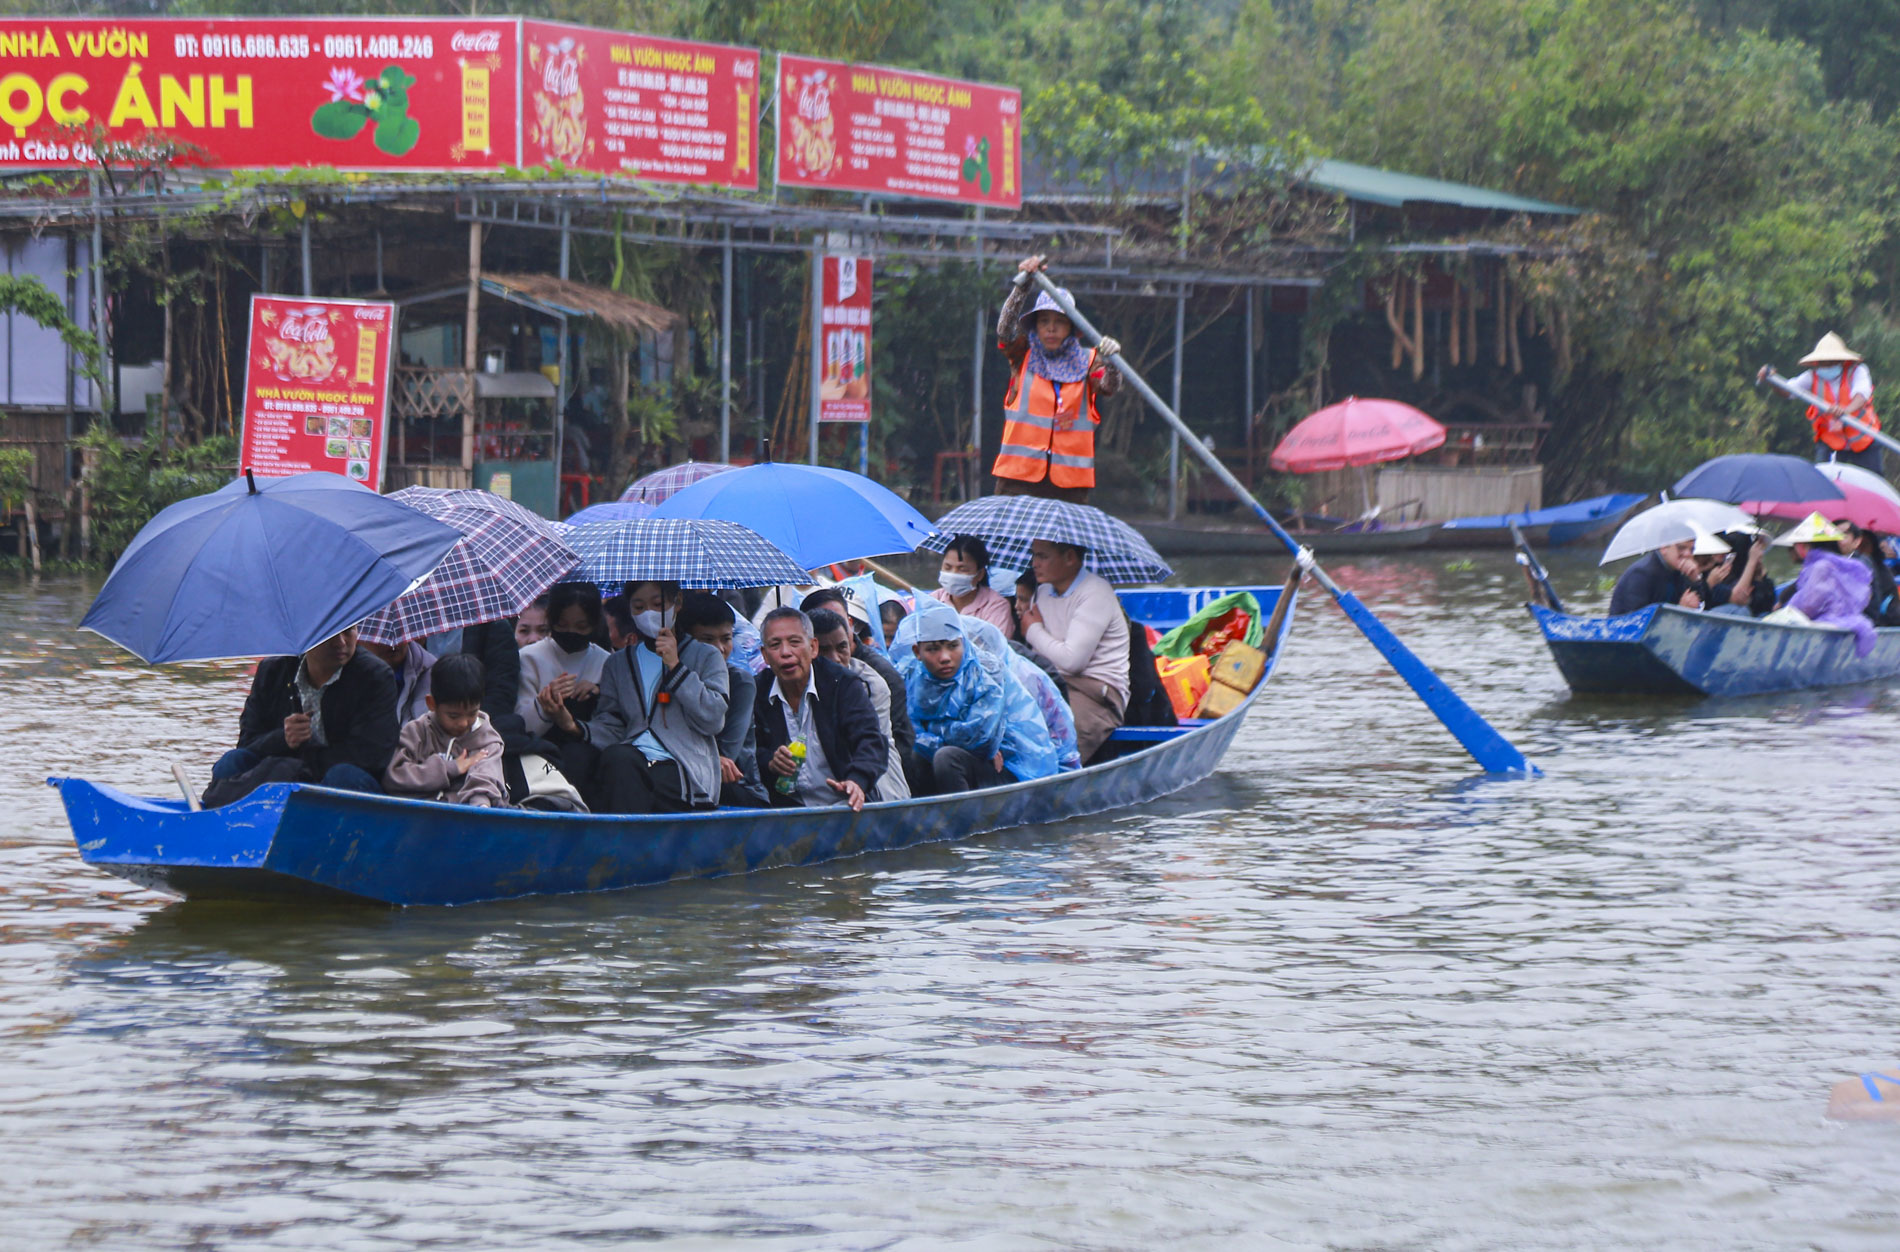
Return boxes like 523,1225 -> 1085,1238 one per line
818,256 -> 872,424
238,296 -> 396,488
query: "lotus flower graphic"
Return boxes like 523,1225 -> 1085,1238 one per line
323,66 -> 365,103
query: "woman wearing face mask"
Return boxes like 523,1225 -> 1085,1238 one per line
1760,333 -> 1882,472
928,534 -> 1017,634
543,579 -> 731,814
515,582 -> 611,739
990,255 -> 1122,502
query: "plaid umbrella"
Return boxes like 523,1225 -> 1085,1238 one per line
562,517 -> 810,588
922,495 -> 1172,584
619,460 -> 735,505
358,488 -> 579,645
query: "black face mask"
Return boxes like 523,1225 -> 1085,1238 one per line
551,630 -> 591,655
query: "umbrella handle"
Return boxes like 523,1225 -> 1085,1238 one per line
1025,268 -> 1536,776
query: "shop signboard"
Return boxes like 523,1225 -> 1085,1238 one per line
776,55 -> 1020,208
521,21 -> 758,188
0,16 -> 520,170
237,295 -> 396,489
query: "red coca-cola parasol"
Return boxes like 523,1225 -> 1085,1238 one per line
1269,396 -> 1447,473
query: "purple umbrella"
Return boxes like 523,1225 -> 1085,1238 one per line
566,499 -> 656,527
619,460 -> 735,505
358,488 -> 579,645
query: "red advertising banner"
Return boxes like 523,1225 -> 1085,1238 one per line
818,256 -> 872,424
521,21 -> 758,188
776,55 -> 1020,208
238,296 -> 396,489
0,17 -> 519,170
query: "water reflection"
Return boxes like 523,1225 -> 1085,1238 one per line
9,567 -> 1900,1248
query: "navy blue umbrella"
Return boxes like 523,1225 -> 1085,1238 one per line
1671,454 -> 1845,505
81,472 -> 463,663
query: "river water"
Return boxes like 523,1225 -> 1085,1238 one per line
6,554 -> 1900,1250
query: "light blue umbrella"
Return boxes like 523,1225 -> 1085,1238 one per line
564,499 -> 656,527
561,517 -> 809,588
80,472 -> 463,663
652,462 -> 938,567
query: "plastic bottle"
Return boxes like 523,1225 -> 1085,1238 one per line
774,740 -> 807,795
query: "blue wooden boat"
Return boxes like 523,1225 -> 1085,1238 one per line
1530,602 -> 1900,696
1430,491 -> 1649,550
51,585 -> 1294,907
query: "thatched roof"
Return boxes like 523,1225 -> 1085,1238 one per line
482,273 -> 679,335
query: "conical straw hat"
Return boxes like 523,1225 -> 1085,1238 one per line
1799,332 -> 1863,365
1689,526 -> 1732,556
1772,511 -> 1846,546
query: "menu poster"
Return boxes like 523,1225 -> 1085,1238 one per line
521,21 -> 758,188
817,255 -> 872,423
238,296 -> 395,488
776,55 -> 1020,208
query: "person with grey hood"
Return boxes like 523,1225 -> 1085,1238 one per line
543,579 -> 729,814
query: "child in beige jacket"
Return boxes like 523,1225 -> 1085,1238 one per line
383,653 -> 508,807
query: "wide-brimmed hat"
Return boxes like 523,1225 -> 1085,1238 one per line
1799,332 -> 1863,366
1019,287 -> 1077,326
1690,527 -> 1733,557
1772,511 -> 1846,546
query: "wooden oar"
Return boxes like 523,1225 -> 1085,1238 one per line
1258,561 -> 1302,659
1025,269 -> 1535,775
854,555 -> 916,591
1510,521 -> 1566,613
1760,370 -> 1900,459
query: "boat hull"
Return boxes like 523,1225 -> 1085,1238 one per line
56,589 -> 1293,907
1530,602 -> 1900,697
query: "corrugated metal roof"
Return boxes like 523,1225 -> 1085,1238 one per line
1307,159 -> 1578,216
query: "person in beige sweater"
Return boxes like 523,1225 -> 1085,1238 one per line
383,654 -> 509,808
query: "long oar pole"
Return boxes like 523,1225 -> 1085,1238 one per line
1510,521 -> 1566,613
1025,270 -> 1534,775
1760,371 -> 1900,459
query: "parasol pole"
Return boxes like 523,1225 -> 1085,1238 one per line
1023,267 -> 1535,775
1759,370 -> 1900,459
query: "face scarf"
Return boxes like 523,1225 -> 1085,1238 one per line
1027,333 -> 1091,385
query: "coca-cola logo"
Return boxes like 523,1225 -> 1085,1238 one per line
796,76 -> 830,123
452,29 -> 502,52
280,312 -> 333,344
542,52 -> 579,98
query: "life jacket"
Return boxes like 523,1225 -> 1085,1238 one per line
1807,369 -> 1879,453
991,349 -> 1103,489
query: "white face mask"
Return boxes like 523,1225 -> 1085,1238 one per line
938,570 -> 977,595
633,607 -> 674,639
1816,364 -> 1845,382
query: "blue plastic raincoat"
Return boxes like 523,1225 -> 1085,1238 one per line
896,604 -> 1060,781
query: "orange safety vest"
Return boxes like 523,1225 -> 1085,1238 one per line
1807,369 -> 1879,453
991,350 -> 1104,489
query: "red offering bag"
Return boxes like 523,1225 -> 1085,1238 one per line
1192,608 -> 1253,657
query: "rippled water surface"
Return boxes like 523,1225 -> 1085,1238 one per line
8,554 -> 1900,1250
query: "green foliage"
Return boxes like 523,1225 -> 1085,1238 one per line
0,274 -> 104,392
77,429 -> 238,564
0,449 -> 35,506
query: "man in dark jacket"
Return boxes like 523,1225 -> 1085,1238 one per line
755,607 -> 886,811
1608,540 -> 1699,616
211,625 -> 397,796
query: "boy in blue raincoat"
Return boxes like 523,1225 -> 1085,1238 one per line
898,599 -> 1058,793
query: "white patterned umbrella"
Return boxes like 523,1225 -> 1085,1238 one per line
358,488 -> 579,644
561,517 -> 810,588
922,495 -> 1172,584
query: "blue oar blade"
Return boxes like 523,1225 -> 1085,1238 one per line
1327,584 -> 1537,775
